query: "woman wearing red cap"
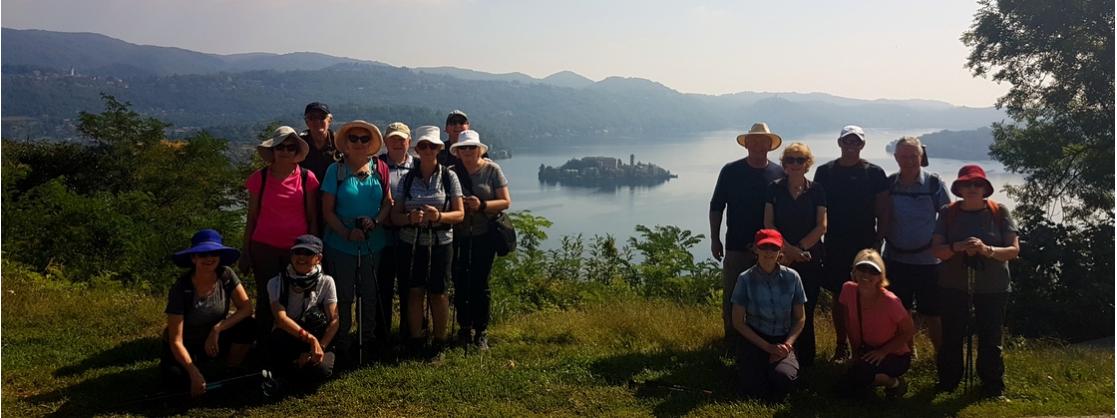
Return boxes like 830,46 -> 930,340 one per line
730,228 -> 807,401
931,164 -> 1020,398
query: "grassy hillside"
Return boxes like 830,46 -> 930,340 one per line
3,263 -> 1112,417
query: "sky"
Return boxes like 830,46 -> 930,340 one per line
2,0 -> 1009,107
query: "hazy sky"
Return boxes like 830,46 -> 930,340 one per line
3,0 -> 1008,107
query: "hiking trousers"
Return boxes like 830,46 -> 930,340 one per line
937,290 -> 1007,393
452,234 -> 498,333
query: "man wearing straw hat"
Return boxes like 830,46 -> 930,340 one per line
710,122 -> 785,350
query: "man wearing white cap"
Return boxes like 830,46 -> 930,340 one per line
812,125 -> 890,362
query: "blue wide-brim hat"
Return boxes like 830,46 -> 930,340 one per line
171,229 -> 241,268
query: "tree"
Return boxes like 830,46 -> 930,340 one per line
962,0 -> 1114,221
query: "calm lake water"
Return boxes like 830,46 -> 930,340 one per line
497,128 -> 1023,260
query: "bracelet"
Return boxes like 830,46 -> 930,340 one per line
436,211 -> 443,222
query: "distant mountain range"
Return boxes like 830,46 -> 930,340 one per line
887,126 -> 996,160
1,28 -> 1008,149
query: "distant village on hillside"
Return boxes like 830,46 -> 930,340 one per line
538,155 -> 676,188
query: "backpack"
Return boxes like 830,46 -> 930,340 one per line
400,164 -> 454,231
943,199 -> 1005,243
277,272 -> 329,338
335,157 -> 391,208
256,166 -> 312,229
886,172 -> 944,254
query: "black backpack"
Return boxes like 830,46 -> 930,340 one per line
400,164 -> 454,231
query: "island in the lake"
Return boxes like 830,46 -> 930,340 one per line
538,155 -> 677,187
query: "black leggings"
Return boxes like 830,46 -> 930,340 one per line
452,234 -> 498,332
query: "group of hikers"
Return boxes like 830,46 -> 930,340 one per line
162,104 -> 510,397
161,105 -> 1020,402
712,123 -> 1019,401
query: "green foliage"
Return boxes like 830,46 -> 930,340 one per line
488,214 -> 719,321
1,96 -> 247,288
963,0 -> 1114,220
963,0 -> 1115,341
1006,209 -> 1114,341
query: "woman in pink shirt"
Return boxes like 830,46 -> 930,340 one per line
242,126 -> 321,338
836,249 -> 915,399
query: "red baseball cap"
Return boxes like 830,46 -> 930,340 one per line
754,229 -> 784,248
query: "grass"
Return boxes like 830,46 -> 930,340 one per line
3,265 -> 1113,417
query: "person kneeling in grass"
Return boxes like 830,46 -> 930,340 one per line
267,234 -> 339,389
731,229 -> 806,402
835,249 -> 915,399
162,229 -> 256,398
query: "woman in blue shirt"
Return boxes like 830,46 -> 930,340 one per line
321,120 -> 391,365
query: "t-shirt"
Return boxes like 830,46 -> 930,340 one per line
299,129 -> 338,181
378,153 -> 416,209
246,167 -> 321,249
730,265 -> 807,337
766,178 -> 827,249
321,161 -> 390,255
884,170 -> 951,265
267,273 -> 338,322
710,158 -> 785,251
399,165 -> 464,246
838,281 -> 911,355
934,202 -> 1018,293
455,161 -> 509,237
813,159 -> 888,245
165,267 -> 241,344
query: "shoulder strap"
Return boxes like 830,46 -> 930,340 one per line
455,164 -> 475,196
299,167 -> 312,230
401,168 -> 418,201
256,167 -> 269,214
440,164 -> 453,210
373,157 -> 390,206
278,271 -> 289,310
856,288 -> 865,347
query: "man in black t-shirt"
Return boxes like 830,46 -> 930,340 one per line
299,102 -> 338,239
710,122 -> 785,349
811,125 -> 889,361
299,102 -> 338,181
438,110 -> 470,167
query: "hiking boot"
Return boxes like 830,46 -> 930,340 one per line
885,377 -> 908,400
474,330 -> 490,351
457,328 -> 473,347
982,385 -> 1006,399
405,338 -> 426,360
830,342 -> 851,363
427,340 -> 446,364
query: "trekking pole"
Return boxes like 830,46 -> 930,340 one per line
964,258 -> 977,390
425,226 -> 435,341
113,369 -> 272,408
356,239 -> 364,367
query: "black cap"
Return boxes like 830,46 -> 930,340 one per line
290,234 -> 324,254
304,102 -> 331,116
446,110 -> 468,124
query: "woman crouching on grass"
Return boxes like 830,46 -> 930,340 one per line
835,249 -> 915,399
266,234 -> 340,392
730,229 -> 806,402
162,229 -> 256,398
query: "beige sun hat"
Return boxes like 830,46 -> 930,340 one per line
450,130 -> 489,157
335,120 -> 384,157
736,122 -> 783,151
257,126 -> 309,164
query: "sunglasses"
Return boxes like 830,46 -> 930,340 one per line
854,265 -> 882,275
416,142 -> 440,151
305,114 -> 328,122
195,251 -> 222,258
348,134 -> 372,144
782,156 -> 808,165
839,135 -> 864,145
273,143 -> 299,153
457,145 -> 479,151
956,181 -> 984,189
291,248 -> 318,257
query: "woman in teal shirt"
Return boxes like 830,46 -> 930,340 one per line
322,120 -> 392,366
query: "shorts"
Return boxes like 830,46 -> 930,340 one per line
884,259 -> 940,316
401,242 -> 452,294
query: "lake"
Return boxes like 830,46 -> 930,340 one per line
496,128 -> 1023,260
